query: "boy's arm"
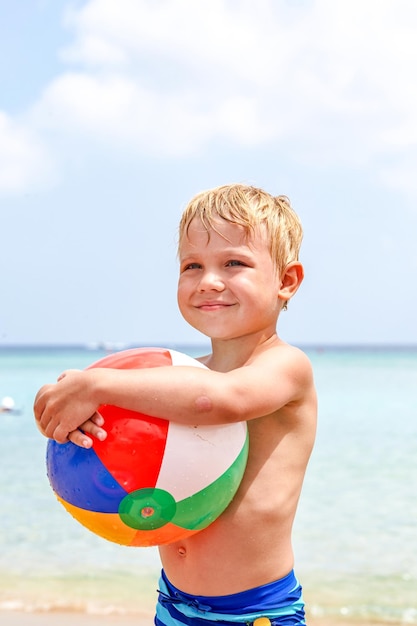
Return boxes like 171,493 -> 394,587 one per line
34,345 -> 313,447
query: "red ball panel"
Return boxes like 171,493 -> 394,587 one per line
92,407 -> 169,492
86,348 -> 173,491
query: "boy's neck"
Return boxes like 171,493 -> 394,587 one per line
202,332 -> 281,372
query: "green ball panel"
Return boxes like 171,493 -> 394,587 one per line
119,487 -> 176,530
171,431 -> 249,530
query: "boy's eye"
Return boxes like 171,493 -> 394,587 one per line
183,262 -> 201,271
226,260 -> 245,267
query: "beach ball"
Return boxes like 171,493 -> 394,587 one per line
46,348 -> 249,547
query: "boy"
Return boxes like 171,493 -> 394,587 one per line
34,184 -> 317,625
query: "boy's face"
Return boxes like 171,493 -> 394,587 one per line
177,217 -> 283,341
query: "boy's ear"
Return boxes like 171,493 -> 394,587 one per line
278,262 -> 304,302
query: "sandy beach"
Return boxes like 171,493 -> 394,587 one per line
0,611 -> 405,626
0,612 -> 153,626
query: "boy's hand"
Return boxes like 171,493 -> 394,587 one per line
33,369 -> 108,447
67,414 -> 107,448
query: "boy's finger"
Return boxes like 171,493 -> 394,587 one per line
80,419 -> 107,441
91,412 -> 104,427
68,429 -> 93,448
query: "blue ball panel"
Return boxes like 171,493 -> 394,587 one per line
46,440 -> 128,513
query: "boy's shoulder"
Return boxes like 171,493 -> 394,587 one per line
255,337 -> 311,363
251,339 -> 314,383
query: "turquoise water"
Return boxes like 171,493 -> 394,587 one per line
0,345 -> 416,623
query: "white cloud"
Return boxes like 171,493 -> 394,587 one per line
60,0 -> 284,80
4,0 -> 417,194
31,72 -> 268,156
53,0 -> 417,161
0,112 -> 55,194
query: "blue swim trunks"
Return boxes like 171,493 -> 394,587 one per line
155,569 -> 306,626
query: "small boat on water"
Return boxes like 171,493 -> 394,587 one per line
0,396 -> 21,414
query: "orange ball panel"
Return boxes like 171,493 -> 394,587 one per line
129,523 -> 201,547
57,496 -> 138,546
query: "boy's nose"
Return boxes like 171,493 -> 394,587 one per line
197,271 -> 225,291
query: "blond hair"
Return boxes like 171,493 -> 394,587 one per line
178,183 -> 303,277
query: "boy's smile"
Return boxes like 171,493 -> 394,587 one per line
177,217 -> 283,342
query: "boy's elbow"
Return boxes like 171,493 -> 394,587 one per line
194,394 -> 244,424
194,394 -> 213,414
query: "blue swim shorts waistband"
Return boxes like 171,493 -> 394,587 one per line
155,569 -> 305,625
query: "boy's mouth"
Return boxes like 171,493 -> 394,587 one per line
196,301 -> 234,311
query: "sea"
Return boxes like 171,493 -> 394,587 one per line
0,344 -> 416,624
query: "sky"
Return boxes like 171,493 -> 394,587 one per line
1,0 -> 417,348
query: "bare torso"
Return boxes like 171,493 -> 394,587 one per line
159,393 -> 317,596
